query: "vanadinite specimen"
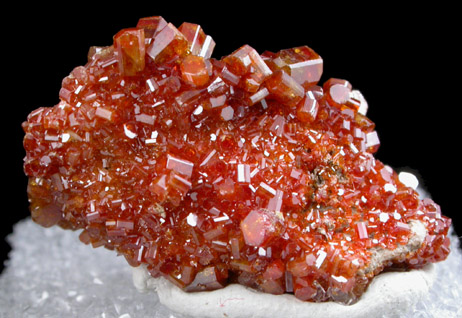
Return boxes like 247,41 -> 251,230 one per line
22,16 -> 451,304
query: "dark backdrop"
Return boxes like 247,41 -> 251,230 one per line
3,4 -> 459,273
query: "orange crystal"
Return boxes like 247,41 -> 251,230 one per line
178,22 -> 216,59
114,28 -> 146,76
22,16 -> 451,304
180,55 -> 210,87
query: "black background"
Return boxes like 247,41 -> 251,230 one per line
2,4 -> 460,273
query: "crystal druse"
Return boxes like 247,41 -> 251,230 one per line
22,16 -> 451,304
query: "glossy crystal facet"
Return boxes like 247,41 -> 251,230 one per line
114,28 -> 146,76
269,46 -> 323,88
147,22 -> 189,64
22,15 -> 451,305
179,22 -> 216,59
136,16 -> 167,38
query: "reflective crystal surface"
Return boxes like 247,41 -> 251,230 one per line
2,219 -> 461,317
22,16 -> 451,304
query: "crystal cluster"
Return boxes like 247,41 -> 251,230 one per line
22,16 -> 451,304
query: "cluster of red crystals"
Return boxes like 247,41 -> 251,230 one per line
22,16 -> 451,304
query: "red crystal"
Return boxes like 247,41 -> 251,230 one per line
296,86 -> 321,123
223,44 -> 272,93
180,55 -> 210,87
265,70 -> 305,107
114,28 -> 146,76
136,16 -> 167,38
268,46 -> 323,88
178,22 -> 216,59
240,208 -> 284,247
22,16 -> 452,304
147,22 -> 189,64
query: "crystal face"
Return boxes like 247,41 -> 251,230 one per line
22,16 -> 451,304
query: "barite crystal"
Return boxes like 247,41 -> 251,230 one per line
22,16 -> 451,304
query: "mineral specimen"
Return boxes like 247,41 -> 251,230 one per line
22,16 -> 451,304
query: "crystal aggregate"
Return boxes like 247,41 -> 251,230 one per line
22,16 -> 451,304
